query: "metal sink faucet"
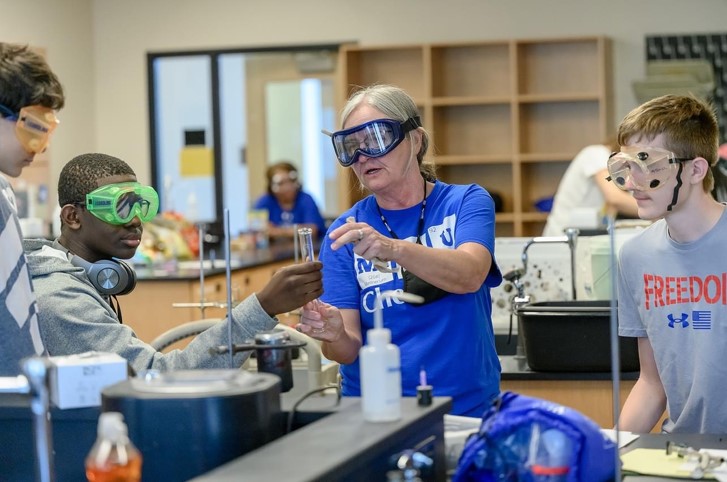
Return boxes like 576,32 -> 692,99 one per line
503,268 -> 531,369
502,228 -> 579,370
521,227 -> 579,300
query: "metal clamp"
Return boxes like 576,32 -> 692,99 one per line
214,329 -> 307,392
666,441 -> 726,479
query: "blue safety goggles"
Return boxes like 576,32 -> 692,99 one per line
329,117 -> 421,167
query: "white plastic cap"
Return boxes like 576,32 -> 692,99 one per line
367,327 -> 391,345
98,412 -> 128,442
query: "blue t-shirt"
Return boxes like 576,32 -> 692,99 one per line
253,190 -> 327,238
320,180 -> 502,416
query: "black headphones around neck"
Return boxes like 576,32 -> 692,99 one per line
69,254 -> 137,296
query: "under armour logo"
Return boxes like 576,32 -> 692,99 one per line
667,313 -> 689,328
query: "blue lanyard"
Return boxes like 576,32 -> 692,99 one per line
375,177 -> 427,245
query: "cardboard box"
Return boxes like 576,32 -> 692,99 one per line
49,352 -> 128,409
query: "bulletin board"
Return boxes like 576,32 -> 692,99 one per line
646,33 -> 727,142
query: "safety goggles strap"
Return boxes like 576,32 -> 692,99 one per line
401,116 -> 422,133
0,104 -> 19,120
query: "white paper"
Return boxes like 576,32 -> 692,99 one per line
601,429 -> 640,448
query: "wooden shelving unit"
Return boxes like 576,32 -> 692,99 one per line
339,37 -> 612,236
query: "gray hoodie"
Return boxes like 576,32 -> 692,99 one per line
23,238 -> 277,373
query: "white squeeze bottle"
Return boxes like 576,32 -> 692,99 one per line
360,290 -> 423,422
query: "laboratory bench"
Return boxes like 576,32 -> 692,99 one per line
0,392 -> 452,482
192,396 -> 452,482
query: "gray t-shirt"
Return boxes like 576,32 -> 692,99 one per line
0,176 -> 44,376
618,209 -> 727,433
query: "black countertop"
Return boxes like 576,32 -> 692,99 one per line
191,396 -> 453,482
133,243 -> 299,281
500,355 -> 640,381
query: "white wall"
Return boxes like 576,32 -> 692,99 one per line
2,0 -> 95,205
6,0 -> 727,191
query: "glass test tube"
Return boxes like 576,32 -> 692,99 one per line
297,227 -> 323,333
298,227 -> 315,262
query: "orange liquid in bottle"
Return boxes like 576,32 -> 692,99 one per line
85,455 -> 142,482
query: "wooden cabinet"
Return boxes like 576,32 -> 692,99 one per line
501,378 -> 633,428
501,378 -> 667,432
340,37 -> 612,236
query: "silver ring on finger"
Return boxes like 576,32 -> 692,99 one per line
358,228 -> 364,241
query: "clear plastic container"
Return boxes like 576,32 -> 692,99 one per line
85,412 -> 142,482
531,427 -> 572,481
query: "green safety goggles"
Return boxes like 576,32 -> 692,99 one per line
83,182 -> 159,225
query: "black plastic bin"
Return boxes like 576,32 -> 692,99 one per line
517,300 -> 639,372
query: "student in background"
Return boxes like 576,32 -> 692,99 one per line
614,94 -> 725,433
543,136 -> 638,236
0,42 -> 64,375
253,161 -> 327,240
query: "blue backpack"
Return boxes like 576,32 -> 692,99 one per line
453,391 -> 616,482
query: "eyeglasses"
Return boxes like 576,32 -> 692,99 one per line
74,182 -> 159,225
328,117 -> 421,167
606,146 -> 692,191
0,104 -> 59,154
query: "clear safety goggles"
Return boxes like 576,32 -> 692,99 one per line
0,104 -> 60,154
329,117 -> 421,167
82,182 -> 160,225
271,171 -> 298,192
606,146 -> 692,191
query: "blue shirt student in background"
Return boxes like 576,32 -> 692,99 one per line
253,161 -> 327,241
297,85 -> 502,417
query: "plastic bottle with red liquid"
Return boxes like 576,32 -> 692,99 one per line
85,412 -> 142,482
